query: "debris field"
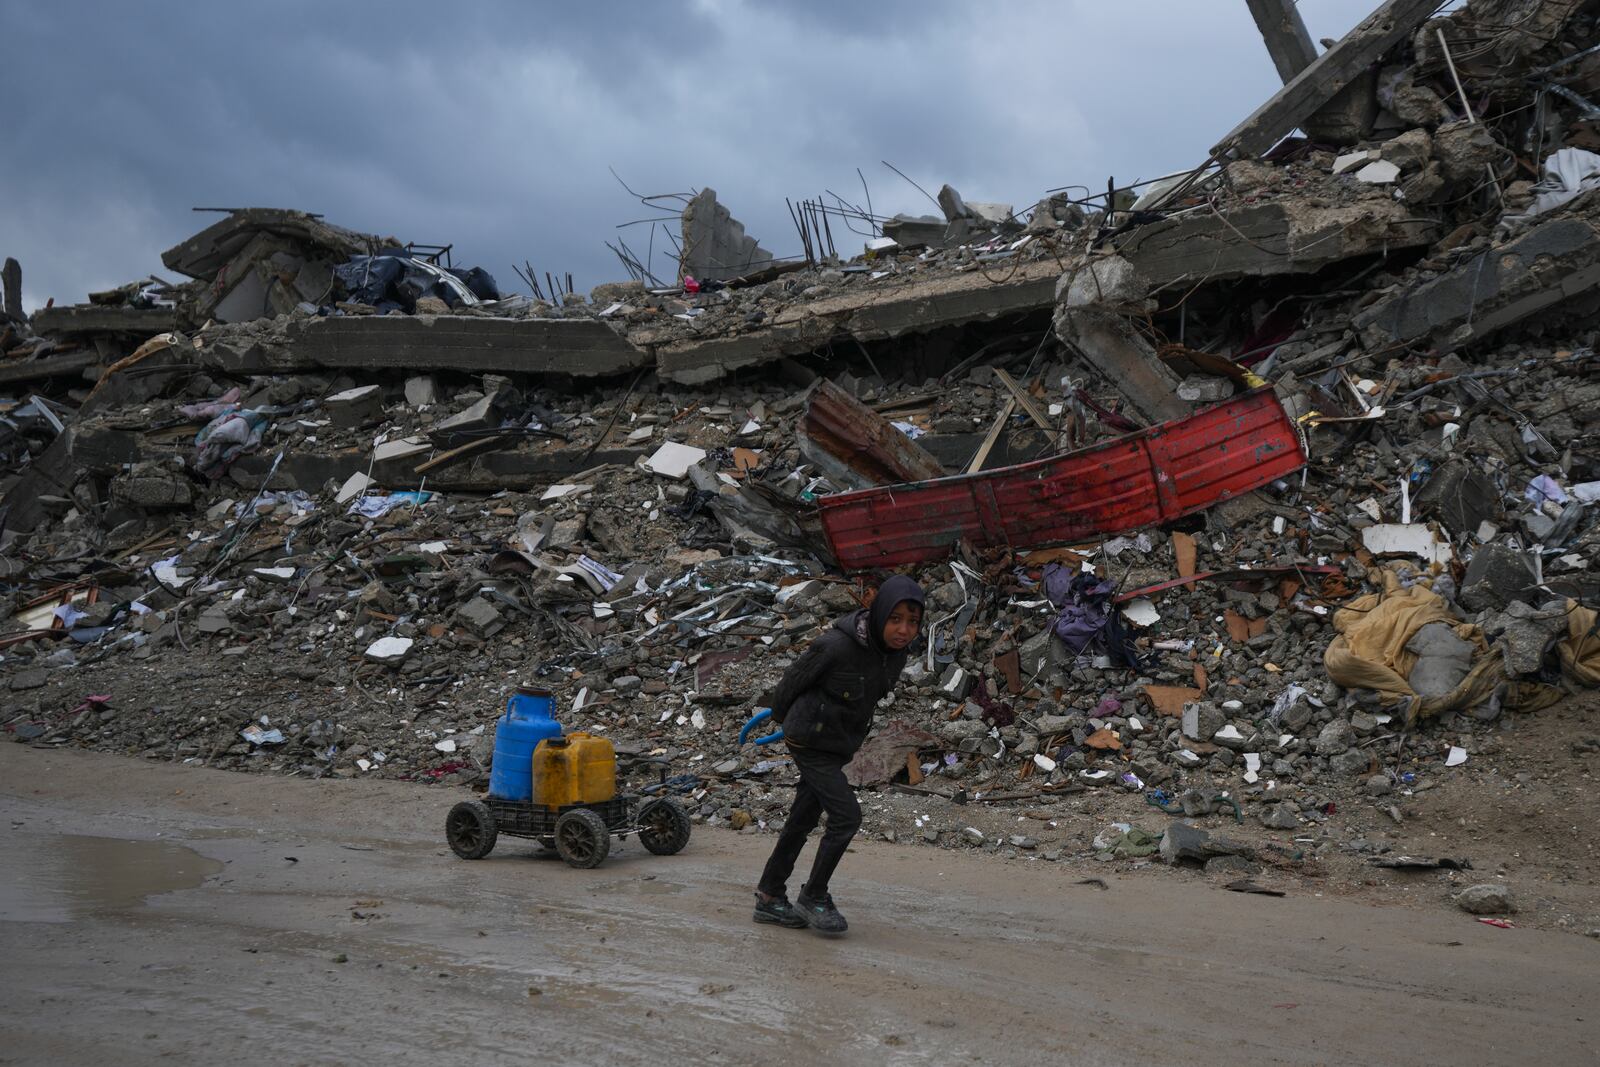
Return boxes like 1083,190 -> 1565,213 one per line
4,0 -> 1600,927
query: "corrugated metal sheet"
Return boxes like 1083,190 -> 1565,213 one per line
817,388 -> 1306,571
798,379 -> 946,490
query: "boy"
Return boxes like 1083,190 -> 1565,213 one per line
753,574 -> 924,934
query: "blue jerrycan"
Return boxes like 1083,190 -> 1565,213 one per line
488,686 -> 563,802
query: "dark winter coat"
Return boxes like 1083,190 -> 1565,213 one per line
769,577 -> 924,758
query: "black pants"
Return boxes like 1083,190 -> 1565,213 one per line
757,745 -> 862,899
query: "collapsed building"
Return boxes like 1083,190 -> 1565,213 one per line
3,0 -> 1599,868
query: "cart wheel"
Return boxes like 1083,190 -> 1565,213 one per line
445,800 -> 498,860
637,797 -> 692,856
554,808 -> 611,869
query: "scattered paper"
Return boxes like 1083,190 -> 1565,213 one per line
1033,754 -> 1057,772
240,725 -> 285,746
541,484 -> 592,501
1120,598 -> 1161,627
644,441 -> 709,479
364,636 -> 413,662
1446,746 -> 1468,767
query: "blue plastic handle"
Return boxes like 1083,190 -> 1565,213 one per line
739,708 -> 784,746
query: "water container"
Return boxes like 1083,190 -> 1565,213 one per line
488,686 -> 562,802
532,733 -> 616,808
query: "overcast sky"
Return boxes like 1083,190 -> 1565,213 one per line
2,0 -> 1385,313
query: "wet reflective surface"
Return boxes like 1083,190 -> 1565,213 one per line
0,834 -> 223,923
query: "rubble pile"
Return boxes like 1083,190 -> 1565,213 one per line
3,0 -> 1599,873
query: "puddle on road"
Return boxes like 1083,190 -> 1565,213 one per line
0,833 -> 223,923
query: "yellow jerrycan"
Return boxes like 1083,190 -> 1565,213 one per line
532,732 -> 617,808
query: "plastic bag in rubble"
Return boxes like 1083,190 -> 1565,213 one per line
1043,563 -> 1143,669
1267,683 -> 1307,724
194,408 -> 268,480
1506,148 -> 1600,222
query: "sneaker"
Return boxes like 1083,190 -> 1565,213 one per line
752,892 -> 808,929
795,890 -> 848,934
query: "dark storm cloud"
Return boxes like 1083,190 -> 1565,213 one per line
1,0 -> 1379,313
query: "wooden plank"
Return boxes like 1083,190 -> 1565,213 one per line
965,398 -> 1016,475
413,436 -> 502,475
992,368 -> 1052,430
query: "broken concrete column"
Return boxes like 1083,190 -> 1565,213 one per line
2,258 -> 22,324
1052,257 -> 1188,425
679,189 -> 777,283
1213,0 -> 1442,158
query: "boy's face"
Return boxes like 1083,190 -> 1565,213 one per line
882,601 -> 922,651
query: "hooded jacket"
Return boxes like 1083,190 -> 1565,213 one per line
769,576 -> 924,758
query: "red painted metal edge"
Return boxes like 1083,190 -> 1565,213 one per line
816,388 -> 1307,571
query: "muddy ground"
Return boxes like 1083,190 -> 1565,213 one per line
1,743 -> 1597,1067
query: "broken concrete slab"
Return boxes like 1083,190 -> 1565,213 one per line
1213,0 -> 1442,158
0,350 -> 98,387
203,314 -> 650,378
162,208 -> 383,282
645,260 -> 1061,385
433,396 -> 496,437
1114,196 -> 1439,289
1354,211 -> 1600,353
29,305 -> 177,338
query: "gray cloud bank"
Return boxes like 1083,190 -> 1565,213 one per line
1,0 -> 1377,313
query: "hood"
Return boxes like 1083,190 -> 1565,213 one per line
833,574 -> 924,653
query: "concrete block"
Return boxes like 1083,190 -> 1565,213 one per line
324,385 -> 382,428
404,376 -> 438,407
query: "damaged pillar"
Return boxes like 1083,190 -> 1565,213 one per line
1052,257 -> 1188,425
1215,0 -> 1440,157
1244,0 -> 1317,82
2,258 -> 23,324
680,189 -> 777,283
1243,0 -> 1376,145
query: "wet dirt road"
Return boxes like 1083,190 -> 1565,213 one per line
2,744 -> 1595,1067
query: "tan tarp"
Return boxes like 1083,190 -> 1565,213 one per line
1323,570 -> 1600,724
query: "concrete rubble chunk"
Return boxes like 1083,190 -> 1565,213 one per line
203,315 -> 650,379
1406,623 -> 1475,697
679,188 -> 778,283
456,596 -> 505,638
404,376 -> 438,407
1460,544 -> 1540,613
1354,211 -> 1600,354
1212,0 -> 1444,159
110,462 -> 194,509
1455,883 -> 1515,915
324,385 -> 383,428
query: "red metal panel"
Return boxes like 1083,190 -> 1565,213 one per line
816,389 -> 1306,571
